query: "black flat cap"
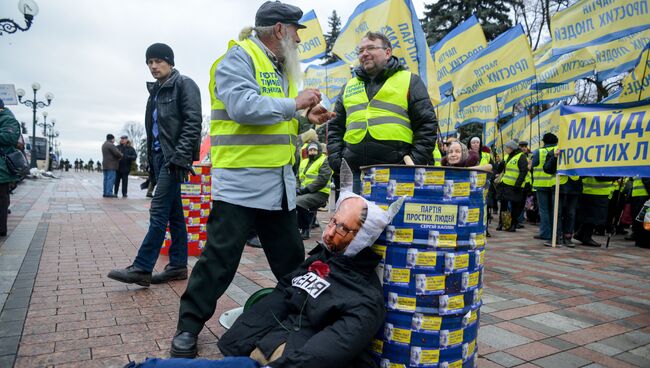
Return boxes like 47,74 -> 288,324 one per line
255,1 -> 306,29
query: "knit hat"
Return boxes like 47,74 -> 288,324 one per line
504,140 -> 519,150
307,141 -> 319,151
145,43 -> 175,66
542,132 -> 558,145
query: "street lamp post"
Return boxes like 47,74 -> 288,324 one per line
0,0 -> 40,36
37,112 -> 55,170
47,130 -> 59,170
16,83 -> 53,168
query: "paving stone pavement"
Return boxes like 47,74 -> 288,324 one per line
0,171 -> 648,367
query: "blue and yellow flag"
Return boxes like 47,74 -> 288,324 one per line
532,48 -> 595,89
551,0 -> 650,56
520,82 -> 575,108
527,105 -> 562,153
297,10 -> 327,63
456,96 -> 498,129
332,0 -> 441,105
497,111 -> 530,150
451,25 -> 536,109
588,28 -> 650,81
483,120 -> 498,148
617,41 -> 650,103
303,61 -> 352,104
436,97 -> 458,137
558,100 -> 650,177
430,15 -> 487,97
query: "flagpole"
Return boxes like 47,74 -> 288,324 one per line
637,50 -> 649,102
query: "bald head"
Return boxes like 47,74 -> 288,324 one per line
322,197 -> 367,254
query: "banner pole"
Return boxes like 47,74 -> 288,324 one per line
551,174 -> 561,248
637,49 -> 649,102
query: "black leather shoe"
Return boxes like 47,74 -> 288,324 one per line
170,330 -> 198,358
152,265 -> 188,284
107,265 -> 152,287
246,236 -> 262,248
300,228 -> 310,240
574,235 -> 600,247
516,224 -> 525,229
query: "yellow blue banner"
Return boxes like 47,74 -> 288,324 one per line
520,82 -> 575,108
533,48 -> 595,89
451,25 -> 536,109
483,120 -> 498,148
558,100 -> 650,177
297,10 -> 327,63
332,0 -> 440,104
303,61 -> 352,104
456,96 -> 498,128
498,111 -> 530,147
588,28 -> 650,81
436,97 -> 458,137
551,0 -> 650,56
528,105 -> 561,152
615,41 -> 650,103
430,15 -> 487,97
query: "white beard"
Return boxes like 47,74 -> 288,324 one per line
280,34 -> 302,86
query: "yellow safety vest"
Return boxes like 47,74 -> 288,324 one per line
479,151 -> 490,165
533,147 -> 554,189
209,38 -> 299,168
342,70 -> 412,144
501,152 -> 526,188
632,178 -> 649,197
298,154 -> 331,195
582,177 -> 613,196
433,146 -> 442,167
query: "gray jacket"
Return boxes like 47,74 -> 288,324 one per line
102,141 -> 123,171
145,69 -> 202,175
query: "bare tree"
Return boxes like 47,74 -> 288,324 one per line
511,0 -> 574,50
122,121 -> 145,153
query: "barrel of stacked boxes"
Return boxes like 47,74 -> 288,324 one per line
363,165 -> 488,368
161,164 -> 212,256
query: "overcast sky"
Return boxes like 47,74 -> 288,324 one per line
0,0 -> 427,161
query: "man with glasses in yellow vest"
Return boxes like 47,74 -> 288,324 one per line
296,141 -> 332,240
171,1 -> 335,358
327,32 -> 436,194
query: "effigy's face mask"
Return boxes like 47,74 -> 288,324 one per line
323,160 -> 404,257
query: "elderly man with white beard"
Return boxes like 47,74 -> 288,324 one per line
171,1 -> 335,358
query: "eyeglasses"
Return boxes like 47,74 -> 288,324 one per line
327,218 -> 359,237
357,45 -> 387,54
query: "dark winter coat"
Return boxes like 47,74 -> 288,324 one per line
327,56 -> 437,172
218,246 -> 385,368
543,150 -> 582,194
0,108 -> 21,184
145,69 -> 202,178
101,141 -> 122,171
497,148 -> 528,202
117,144 -> 137,174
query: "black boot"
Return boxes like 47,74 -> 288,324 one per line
151,265 -> 188,284
107,265 -> 152,287
170,330 -> 198,358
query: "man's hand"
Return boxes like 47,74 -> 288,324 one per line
403,155 -> 415,166
555,149 -> 562,157
295,89 -> 321,110
307,104 -> 336,125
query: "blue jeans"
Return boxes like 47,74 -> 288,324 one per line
133,150 -> 187,272
103,170 -> 116,196
536,190 -> 552,239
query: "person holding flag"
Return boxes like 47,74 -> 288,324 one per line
327,31 -> 436,194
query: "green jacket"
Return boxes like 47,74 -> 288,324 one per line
0,108 -> 22,184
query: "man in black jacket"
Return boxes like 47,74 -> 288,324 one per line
218,188 -> 403,367
108,43 -> 202,286
327,31 -> 436,194
114,135 -> 138,197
